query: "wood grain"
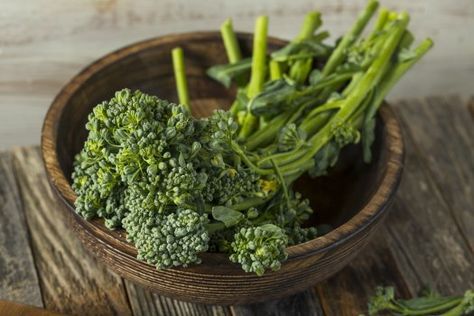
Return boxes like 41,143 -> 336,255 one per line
11,147 -> 132,316
231,289 -> 324,316
0,300 -> 63,316
315,233 -> 410,316
397,96 -> 474,253
0,152 -> 43,307
382,102 -> 474,296
40,32 -> 404,304
468,97 -> 474,119
1,95 -> 473,314
125,280 -> 231,316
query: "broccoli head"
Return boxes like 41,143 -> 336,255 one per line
230,224 -> 288,276
123,207 -> 209,268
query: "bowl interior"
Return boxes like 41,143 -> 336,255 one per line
55,33 -> 387,235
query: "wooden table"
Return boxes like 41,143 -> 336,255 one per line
0,96 -> 473,315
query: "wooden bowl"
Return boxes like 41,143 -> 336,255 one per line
41,32 -> 404,305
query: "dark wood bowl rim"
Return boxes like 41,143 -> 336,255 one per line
41,31 -> 404,265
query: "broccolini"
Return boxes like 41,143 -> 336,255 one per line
72,0 -> 432,275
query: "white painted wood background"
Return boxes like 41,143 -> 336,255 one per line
0,0 -> 473,149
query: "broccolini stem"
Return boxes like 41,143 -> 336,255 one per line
230,141 -> 274,175
245,98 -> 312,151
248,71 -> 353,140
231,194 -> 275,211
172,47 -> 190,110
441,293 -> 472,316
238,15 -> 269,139
367,7 -> 389,42
296,11 -> 321,42
270,60 -> 282,80
373,38 -> 433,109
300,110 -> 334,136
245,113 -> 289,150
221,19 -> 242,63
247,15 -> 269,98
276,13 -> 410,175
321,0 -> 379,77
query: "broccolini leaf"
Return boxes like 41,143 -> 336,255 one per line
249,79 -> 299,117
271,38 -> 331,62
206,57 -> 251,88
212,206 -> 244,227
308,142 -> 341,177
309,69 -> 323,85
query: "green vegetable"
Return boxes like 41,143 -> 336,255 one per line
368,287 -> 474,316
238,15 -> 269,139
220,18 -> 242,63
72,1 -> 432,276
230,224 -> 288,276
171,47 -> 190,109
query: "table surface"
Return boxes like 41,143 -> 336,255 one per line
0,96 -> 473,315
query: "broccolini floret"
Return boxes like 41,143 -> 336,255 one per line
123,208 -> 209,268
230,224 -> 288,276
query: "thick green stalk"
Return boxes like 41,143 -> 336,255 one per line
238,16 -> 269,139
300,110 -> 335,136
274,13 -> 410,174
245,113 -> 290,150
245,98 -> 313,151
321,0 -> 379,77
270,60 -> 282,80
247,16 -> 269,98
172,47 -> 190,110
296,11 -> 322,42
373,38 -> 433,108
289,11 -> 322,84
221,19 -> 242,63
367,7 -> 389,42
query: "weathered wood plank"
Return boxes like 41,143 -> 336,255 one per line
398,96 -> 474,253
11,147 -> 132,316
382,101 -> 474,295
125,280 -> 231,316
0,300 -> 63,316
0,152 -> 43,307
312,97 -> 474,314
315,234 -> 411,316
230,289 -> 323,316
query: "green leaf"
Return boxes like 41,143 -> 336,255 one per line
206,58 -> 252,88
271,38 -> 331,62
260,223 -> 286,236
309,69 -> 323,85
289,58 -> 313,83
308,141 -> 341,177
212,206 -> 244,227
398,47 -> 418,63
249,79 -> 299,117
